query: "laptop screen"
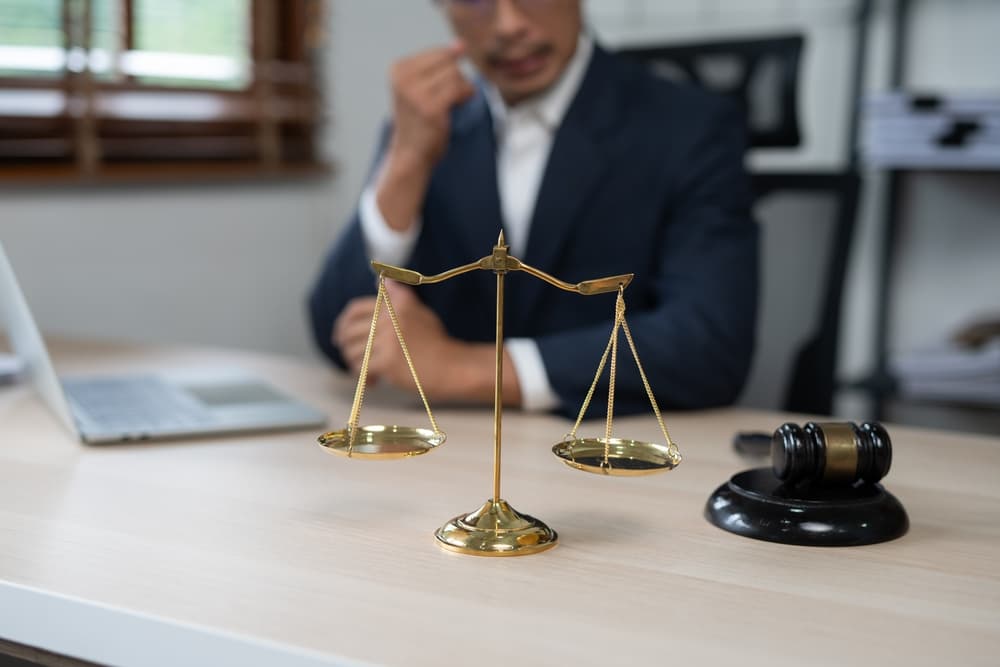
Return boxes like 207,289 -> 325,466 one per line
0,241 -> 78,435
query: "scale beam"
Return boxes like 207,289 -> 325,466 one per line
372,258 -> 633,295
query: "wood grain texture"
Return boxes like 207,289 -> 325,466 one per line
1,339 -> 998,666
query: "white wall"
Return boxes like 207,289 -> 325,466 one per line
323,1 -> 451,231
1,183 -> 333,359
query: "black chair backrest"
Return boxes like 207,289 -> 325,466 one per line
620,33 -> 860,416
620,34 -> 804,149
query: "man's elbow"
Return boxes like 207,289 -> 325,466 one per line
706,345 -> 753,407
669,331 -> 754,410
708,315 -> 756,406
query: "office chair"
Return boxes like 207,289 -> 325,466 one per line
621,34 -> 862,415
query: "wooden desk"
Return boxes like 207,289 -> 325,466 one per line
1,340 -> 998,666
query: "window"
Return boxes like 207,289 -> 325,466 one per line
0,0 -> 325,182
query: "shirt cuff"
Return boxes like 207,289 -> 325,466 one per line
507,338 -> 560,412
358,184 -> 422,266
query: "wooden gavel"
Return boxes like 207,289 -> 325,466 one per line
771,421 -> 893,485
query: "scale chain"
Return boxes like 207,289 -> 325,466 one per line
566,286 -> 678,463
605,293 -> 622,464
568,288 -> 626,467
619,317 -> 677,455
568,316 -> 616,440
347,276 -> 442,454
346,278 -> 386,454
380,277 -> 442,436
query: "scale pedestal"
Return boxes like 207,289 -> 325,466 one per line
317,233 -> 682,556
435,499 -> 558,556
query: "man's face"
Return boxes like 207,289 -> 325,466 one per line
443,0 -> 582,105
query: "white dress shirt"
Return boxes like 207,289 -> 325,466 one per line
359,34 -> 594,412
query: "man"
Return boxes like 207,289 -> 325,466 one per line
309,0 -> 758,417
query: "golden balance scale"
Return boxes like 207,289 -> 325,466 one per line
318,232 -> 682,556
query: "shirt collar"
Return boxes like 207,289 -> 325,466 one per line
483,32 -> 594,135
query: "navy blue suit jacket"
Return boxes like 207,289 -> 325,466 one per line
309,46 -> 758,417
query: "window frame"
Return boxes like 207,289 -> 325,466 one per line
0,0 -> 328,184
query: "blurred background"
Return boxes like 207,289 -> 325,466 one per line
1,0 -> 998,433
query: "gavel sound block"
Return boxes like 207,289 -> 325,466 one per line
705,422 -> 909,546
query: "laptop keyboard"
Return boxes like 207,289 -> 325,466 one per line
64,376 -> 213,434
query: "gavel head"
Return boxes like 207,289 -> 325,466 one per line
771,422 -> 892,486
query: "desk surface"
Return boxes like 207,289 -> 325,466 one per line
1,340 -> 998,667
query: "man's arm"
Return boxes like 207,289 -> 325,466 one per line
308,213 -> 377,370
374,43 -> 473,232
537,100 -> 758,417
308,43 -> 474,371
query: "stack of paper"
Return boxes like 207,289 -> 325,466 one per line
892,340 -> 1000,406
861,92 -> 1000,169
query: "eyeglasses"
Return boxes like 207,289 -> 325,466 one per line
438,0 -> 557,23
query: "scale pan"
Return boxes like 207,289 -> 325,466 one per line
552,437 -> 681,476
318,425 -> 445,459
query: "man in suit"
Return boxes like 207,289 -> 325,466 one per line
309,0 -> 758,417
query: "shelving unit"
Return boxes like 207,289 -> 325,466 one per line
856,0 -> 1000,425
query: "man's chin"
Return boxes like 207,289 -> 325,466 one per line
493,67 -> 561,104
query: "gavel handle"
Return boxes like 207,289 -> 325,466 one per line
732,431 -> 771,458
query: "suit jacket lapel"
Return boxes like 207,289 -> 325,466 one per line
441,91 -> 506,265
513,47 -> 623,329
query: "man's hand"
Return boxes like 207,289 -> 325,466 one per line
376,43 -> 476,232
388,42 -> 475,171
334,281 -> 454,393
332,281 -> 522,406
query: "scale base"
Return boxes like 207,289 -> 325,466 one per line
435,499 -> 558,557
705,468 -> 908,546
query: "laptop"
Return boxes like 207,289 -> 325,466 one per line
0,241 -> 327,444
